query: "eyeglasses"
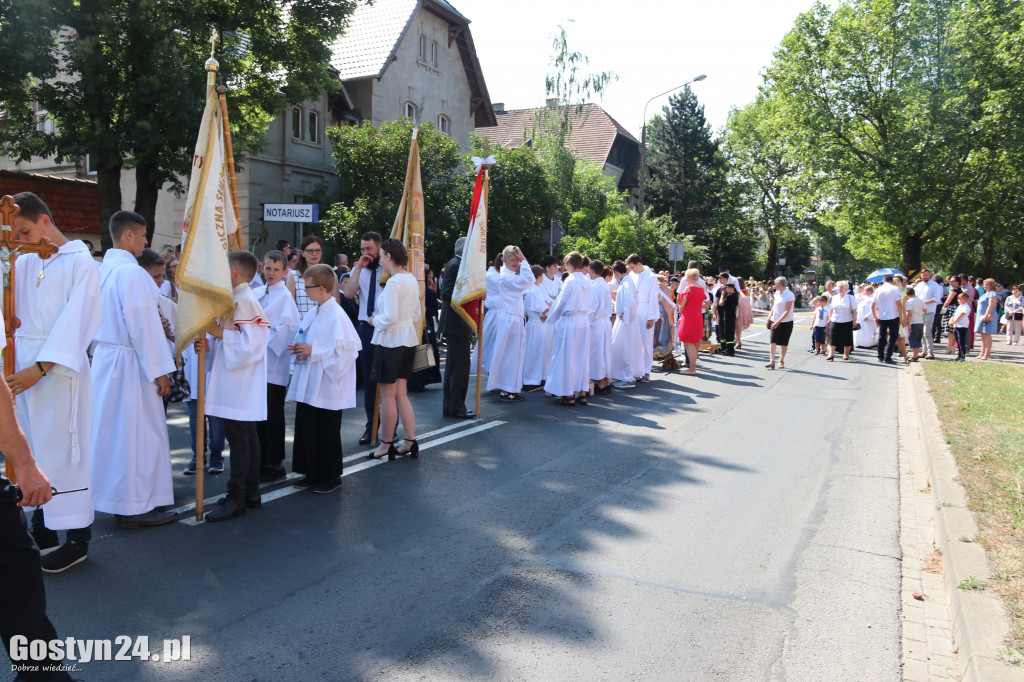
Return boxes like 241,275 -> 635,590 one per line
303,248 -> 322,255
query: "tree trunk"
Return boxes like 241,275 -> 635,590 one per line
764,230 -> 778,282
134,164 -> 160,248
982,236 -> 995,278
96,163 -> 123,253
901,233 -> 923,280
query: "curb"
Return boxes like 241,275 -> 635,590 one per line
907,365 -> 1024,681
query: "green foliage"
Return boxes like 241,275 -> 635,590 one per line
322,119 -> 470,270
0,0 -> 357,244
480,144 -> 557,263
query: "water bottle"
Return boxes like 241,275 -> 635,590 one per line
295,329 -> 307,363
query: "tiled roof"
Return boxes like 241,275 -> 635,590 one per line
330,0 -> 418,81
475,103 -> 639,167
0,170 -> 100,234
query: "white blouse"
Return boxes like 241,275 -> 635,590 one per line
830,292 -> 856,324
371,272 -> 422,348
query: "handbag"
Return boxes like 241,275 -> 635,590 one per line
163,362 -> 190,404
412,343 -> 436,372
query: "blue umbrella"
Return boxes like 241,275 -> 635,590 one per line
865,267 -> 906,283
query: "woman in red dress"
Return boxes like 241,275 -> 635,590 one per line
676,268 -> 708,375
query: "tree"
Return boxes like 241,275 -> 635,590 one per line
321,118 -> 470,270
645,86 -> 726,240
765,0 -> 1002,275
0,0 -> 356,246
723,94 -> 800,280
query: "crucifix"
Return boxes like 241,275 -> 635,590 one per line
1,194 -> 59,480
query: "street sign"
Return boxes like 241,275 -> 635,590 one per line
263,203 -> 319,223
669,242 -> 686,262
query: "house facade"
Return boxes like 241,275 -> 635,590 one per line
1,0 -> 494,254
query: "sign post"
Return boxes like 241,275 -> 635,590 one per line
669,241 -> 685,274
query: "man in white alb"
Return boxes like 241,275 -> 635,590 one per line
626,254 -> 659,382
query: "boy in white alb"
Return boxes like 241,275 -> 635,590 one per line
545,251 -> 592,406
522,265 -> 551,389
286,265 -> 361,494
7,192 -> 101,573
587,259 -> 613,394
91,211 -> 177,530
610,260 -> 643,388
487,246 -> 534,401
200,251 -> 270,523
255,250 -> 299,482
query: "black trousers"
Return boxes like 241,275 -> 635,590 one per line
955,327 -> 969,359
719,313 -> 736,348
257,383 -> 288,470
442,333 -> 471,415
877,318 -> 900,360
1,483 -> 72,681
292,403 -> 343,482
224,419 -> 260,502
356,323 -> 378,431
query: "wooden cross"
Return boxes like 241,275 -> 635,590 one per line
2,195 -> 59,480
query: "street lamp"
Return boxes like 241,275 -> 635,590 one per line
637,74 -> 707,216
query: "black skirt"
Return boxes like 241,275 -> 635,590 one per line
370,344 -> 415,384
770,320 -> 794,346
829,320 -> 854,349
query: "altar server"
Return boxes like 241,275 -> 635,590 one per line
487,246 -> 534,401
627,254 -> 659,382
545,251 -> 592,406
587,259 -> 613,394
610,261 -> 644,388
91,211 -> 177,530
6,192 -> 101,573
522,265 -> 551,388
287,265 -> 360,494
256,250 -> 300,483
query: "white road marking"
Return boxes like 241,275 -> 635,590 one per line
178,420 -> 506,525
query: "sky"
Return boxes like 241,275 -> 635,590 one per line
452,0 -> 835,138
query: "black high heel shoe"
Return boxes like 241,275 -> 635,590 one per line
826,355 -> 835,361
369,440 -> 394,460
401,438 -> 420,459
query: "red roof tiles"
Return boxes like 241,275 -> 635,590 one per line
0,170 -> 100,234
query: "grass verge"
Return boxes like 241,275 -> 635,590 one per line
923,361 -> 1024,660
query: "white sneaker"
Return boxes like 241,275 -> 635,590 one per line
612,380 -> 635,388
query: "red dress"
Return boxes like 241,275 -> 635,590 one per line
677,285 -> 706,343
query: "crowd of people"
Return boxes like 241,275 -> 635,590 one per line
3,190 -> 1021,584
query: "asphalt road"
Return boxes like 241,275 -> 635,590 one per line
32,315 -> 905,681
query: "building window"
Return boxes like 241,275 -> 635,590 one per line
292,107 -> 302,139
404,101 -> 417,120
308,111 -> 319,143
437,114 -> 450,135
34,108 -> 53,134
430,40 -> 438,68
83,154 -> 97,176
418,34 -> 427,62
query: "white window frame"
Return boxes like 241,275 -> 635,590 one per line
35,109 -> 53,134
404,101 -> 417,121
83,154 -> 97,176
308,110 -> 319,144
291,107 -> 303,139
430,40 -> 439,68
437,114 -> 450,135
418,34 -> 427,63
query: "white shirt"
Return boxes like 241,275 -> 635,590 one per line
874,283 -> 902,320
258,280 -> 300,387
159,280 -> 172,298
814,304 -> 832,327
770,288 -> 796,323
353,263 -> 385,323
371,272 -> 422,348
483,266 -> 501,310
953,303 -> 972,328
205,284 -> 270,421
829,292 -> 855,324
540,273 -> 562,304
914,279 -> 943,314
905,297 -> 925,325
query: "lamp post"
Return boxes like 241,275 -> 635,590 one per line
637,74 -> 706,216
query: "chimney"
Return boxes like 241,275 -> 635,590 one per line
493,102 -> 505,114
546,98 -> 558,109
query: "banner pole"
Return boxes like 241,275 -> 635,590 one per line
475,305 -> 484,419
195,344 -> 207,522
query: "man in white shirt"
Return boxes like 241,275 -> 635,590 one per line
913,269 -> 942,359
340,231 -> 384,445
872,274 -> 903,364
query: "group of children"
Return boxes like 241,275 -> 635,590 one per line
477,250 -> 662,406
3,193 -> 363,575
